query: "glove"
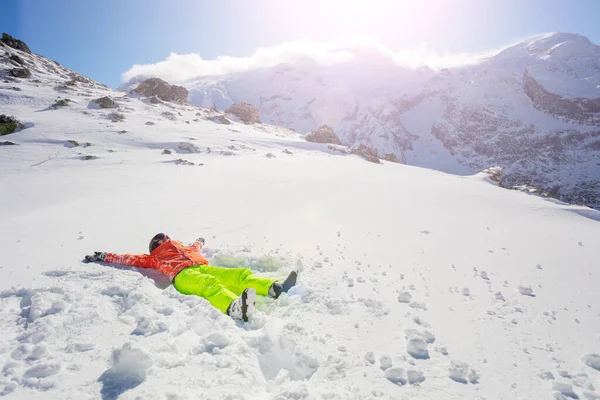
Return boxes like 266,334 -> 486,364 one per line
83,251 -> 107,263
196,238 -> 205,245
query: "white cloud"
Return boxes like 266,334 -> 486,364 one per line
120,38 -> 508,84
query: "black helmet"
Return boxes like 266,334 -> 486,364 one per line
149,233 -> 170,253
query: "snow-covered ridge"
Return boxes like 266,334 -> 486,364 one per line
1,33 -> 600,400
120,32 -> 600,208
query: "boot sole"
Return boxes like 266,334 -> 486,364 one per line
282,271 -> 298,293
242,288 -> 256,322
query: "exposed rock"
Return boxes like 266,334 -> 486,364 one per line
107,112 -> 125,122
149,96 -> 161,104
145,121 -> 155,125
170,158 -> 195,166
80,155 -> 98,161
1,33 -> 32,53
91,96 -> 116,109
162,149 -> 172,155
65,140 -> 91,148
178,142 -> 201,153
0,115 -> 25,136
0,141 -> 17,146
50,98 -> 71,109
161,111 -> 176,121
352,143 -> 381,164
132,78 -> 188,103
10,68 -> 31,79
383,153 -> 400,163
306,124 -> 342,145
208,115 -> 231,125
481,167 -> 503,186
524,71 -> 600,125
225,102 -> 261,124
328,144 -> 351,154
186,33 -> 600,208
9,55 -> 25,66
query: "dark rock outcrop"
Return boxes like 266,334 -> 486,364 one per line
132,78 -> 188,103
9,55 -> 25,65
0,115 -> 24,135
382,153 -> 400,163
50,98 -> 71,109
480,167 -> 503,186
107,112 -> 125,122
207,115 -> 231,125
1,33 -> 32,54
523,71 -> 600,125
91,96 -> 116,109
305,124 -> 342,145
225,102 -> 261,124
351,143 -> 381,164
10,68 -> 31,78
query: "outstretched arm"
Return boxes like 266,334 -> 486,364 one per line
84,252 -> 157,269
189,237 -> 205,252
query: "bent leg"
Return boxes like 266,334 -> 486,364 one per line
196,265 -> 276,297
173,266 -> 237,314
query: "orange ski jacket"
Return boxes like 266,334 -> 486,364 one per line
104,240 -> 208,280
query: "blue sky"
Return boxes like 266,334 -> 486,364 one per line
2,0 -> 600,88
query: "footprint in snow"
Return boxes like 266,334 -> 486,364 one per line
409,302 -> 427,311
404,330 -> 434,360
406,336 -> 429,359
384,367 -> 407,385
397,291 -> 412,303
380,354 -> 392,371
518,286 -> 536,297
448,360 -> 480,384
552,382 -> 579,399
364,352 -> 376,365
407,369 -> 426,385
538,370 -> 555,380
582,353 -> 600,371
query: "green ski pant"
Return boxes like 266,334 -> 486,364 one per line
173,265 -> 276,314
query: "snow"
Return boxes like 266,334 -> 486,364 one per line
400,97 -> 472,175
583,354 -> 600,372
1,47 -> 600,399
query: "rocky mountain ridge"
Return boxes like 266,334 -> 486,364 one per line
131,32 -> 599,207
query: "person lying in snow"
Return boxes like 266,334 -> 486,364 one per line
83,233 -> 297,322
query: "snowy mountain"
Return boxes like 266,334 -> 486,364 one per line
2,33 -> 600,400
131,33 -> 600,208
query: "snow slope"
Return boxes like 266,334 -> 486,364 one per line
149,32 -> 600,208
1,37 -> 600,400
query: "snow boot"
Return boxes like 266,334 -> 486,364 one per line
268,271 -> 298,299
227,288 -> 256,322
